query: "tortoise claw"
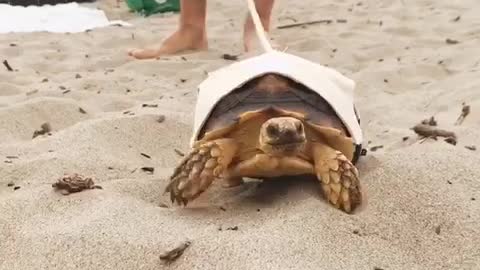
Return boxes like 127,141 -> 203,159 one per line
165,139 -> 238,206
313,143 -> 362,214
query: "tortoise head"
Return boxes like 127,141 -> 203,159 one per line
259,117 -> 306,156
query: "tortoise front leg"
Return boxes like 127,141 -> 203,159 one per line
165,138 -> 239,206
311,142 -> 362,213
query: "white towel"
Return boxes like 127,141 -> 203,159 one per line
0,2 -> 131,33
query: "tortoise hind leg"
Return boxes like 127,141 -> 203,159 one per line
311,142 -> 362,213
165,138 -> 239,206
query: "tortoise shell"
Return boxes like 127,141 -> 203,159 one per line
197,73 -> 362,163
199,73 -> 348,137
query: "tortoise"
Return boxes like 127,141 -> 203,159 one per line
165,72 -> 363,213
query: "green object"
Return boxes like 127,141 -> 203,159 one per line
125,0 -> 180,16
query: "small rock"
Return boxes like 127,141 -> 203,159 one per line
444,137 -> 457,146
445,38 -> 459,45
222,54 -> 238,61
13,186 -> 20,190
7,181 -> 14,187
157,115 -> 166,123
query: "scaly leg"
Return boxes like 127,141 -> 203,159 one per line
312,143 -> 362,213
165,139 -> 238,206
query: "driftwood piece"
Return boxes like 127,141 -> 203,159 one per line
455,104 -> 470,125
412,124 -> 456,139
159,241 -> 191,263
277,19 -> 333,29
2,60 -> 13,71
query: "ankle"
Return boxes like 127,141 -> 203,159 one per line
245,15 -> 271,33
179,24 -> 206,37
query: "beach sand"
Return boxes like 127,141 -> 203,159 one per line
1,0 -> 479,269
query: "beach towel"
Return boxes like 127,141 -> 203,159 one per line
0,2 -> 130,33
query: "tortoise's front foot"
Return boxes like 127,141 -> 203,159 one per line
312,143 -> 362,213
221,176 -> 244,188
165,139 -> 238,206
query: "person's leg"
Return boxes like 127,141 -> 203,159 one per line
128,0 -> 208,59
243,0 -> 275,52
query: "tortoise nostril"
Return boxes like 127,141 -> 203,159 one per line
295,121 -> 303,133
266,123 -> 279,137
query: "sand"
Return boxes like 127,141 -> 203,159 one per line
1,0 -> 479,269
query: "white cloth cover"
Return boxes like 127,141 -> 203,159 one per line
191,50 -> 362,147
0,2 -> 131,33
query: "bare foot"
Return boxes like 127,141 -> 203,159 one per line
128,27 -> 207,60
